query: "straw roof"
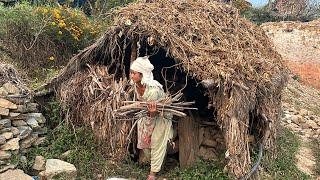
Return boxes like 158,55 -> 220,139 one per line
43,0 -> 288,178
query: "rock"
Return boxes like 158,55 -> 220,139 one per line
0,128 -> 11,134
26,117 -> 40,128
0,98 -> 17,109
61,150 -> 71,159
32,156 -> 46,171
202,139 -> 217,147
0,87 -> 8,96
9,112 -> 20,117
33,137 -> 47,146
12,105 -> 28,113
305,120 -> 319,129
0,107 -> 9,116
12,120 -> 28,127
1,138 -> 20,150
17,126 -> 32,139
2,132 -> 13,140
0,150 -> 11,160
20,156 -> 27,165
27,113 -> 46,124
26,103 -> 39,112
0,165 -> 15,173
33,127 -> 47,135
0,169 -> 33,180
292,115 -> 305,124
8,113 -> 28,120
285,123 -> 301,131
0,136 -> 6,145
0,119 -> 11,128
20,134 -> 38,149
3,82 -> 20,95
39,159 -> 77,180
299,109 -> 309,116
199,146 -> 217,160
11,127 -> 19,137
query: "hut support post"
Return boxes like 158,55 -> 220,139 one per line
178,113 -> 199,168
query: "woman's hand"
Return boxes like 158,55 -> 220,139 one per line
147,101 -> 157,117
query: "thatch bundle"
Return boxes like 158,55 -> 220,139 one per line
42,0 -> 288,178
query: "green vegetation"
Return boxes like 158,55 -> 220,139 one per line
18,99 -> 107,179
262,128 -> 310,180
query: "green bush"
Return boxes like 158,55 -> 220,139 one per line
0,3 -> 103,75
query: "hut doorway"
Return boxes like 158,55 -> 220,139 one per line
123,42 -> 226,168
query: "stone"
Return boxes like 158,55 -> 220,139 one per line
0,98 -> 17,109
39,159 -> 77,180
33,137 -> 47,146
202,139 -> 217,148
20,133 -> 38,149
12,120 -> 27,127
299,109 -> 309,116
0,165 -> 15,173
61,150 -> 71,159
0,136 -> 6,145
17,126 -> 32,139
8,113 -> 28,120
0,138 -> 19,150
27,113 -> 46,124
0,119 -> 11,128
3,82 -> 20,95
199,146 -> 218,160
11,127 -> 19,137
285,123 -> 301,131
0,128 -> 11,134
12,105 -> 28,113
0,169 -> 33,180
26,103 -> 39,112
0,107 -> 9,116
26,117 -> 40,128
0,150 -> 11,160
305,120 -> 319,129
292,115 -> 305,124
2,132 -> 13,140
9,112 -> 20,117
32,156 -> 46,171
0,87 -> 8,96
33,127 -> 47,135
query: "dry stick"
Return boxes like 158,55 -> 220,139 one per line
121,101 -> 197,110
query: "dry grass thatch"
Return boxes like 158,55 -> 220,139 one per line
42,0 -> 288,178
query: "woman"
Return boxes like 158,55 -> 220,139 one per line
130,56 -> 173,180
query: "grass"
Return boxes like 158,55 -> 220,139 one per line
262,128 -> 310,180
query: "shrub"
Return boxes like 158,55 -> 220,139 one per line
0,3 -> 103,75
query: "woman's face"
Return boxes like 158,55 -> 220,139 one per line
130,70 -> 143,83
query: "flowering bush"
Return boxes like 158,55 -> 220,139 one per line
0,3 -> 103,71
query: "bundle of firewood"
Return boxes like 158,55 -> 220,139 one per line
115,92 -> 197,119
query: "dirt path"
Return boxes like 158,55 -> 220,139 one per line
295,137 -> 317,177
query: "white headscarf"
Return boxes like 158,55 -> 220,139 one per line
130,56 -> 163,89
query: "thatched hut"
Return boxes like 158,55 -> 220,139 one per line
40,0 -> 288,178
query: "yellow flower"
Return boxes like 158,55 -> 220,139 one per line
58,22 -> 66,28
58,31 -> 63,35
42,8 -> 49,14
49,56 -> 55,61
51,22 -> 56,26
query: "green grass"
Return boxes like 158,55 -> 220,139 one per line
262,128 -> 310,180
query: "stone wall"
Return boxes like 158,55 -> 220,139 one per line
0,82 -> 47,170
198,125 -> 226,160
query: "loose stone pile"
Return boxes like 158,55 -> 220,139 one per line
281,102 -> 320,139
0,82 -> 47,170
